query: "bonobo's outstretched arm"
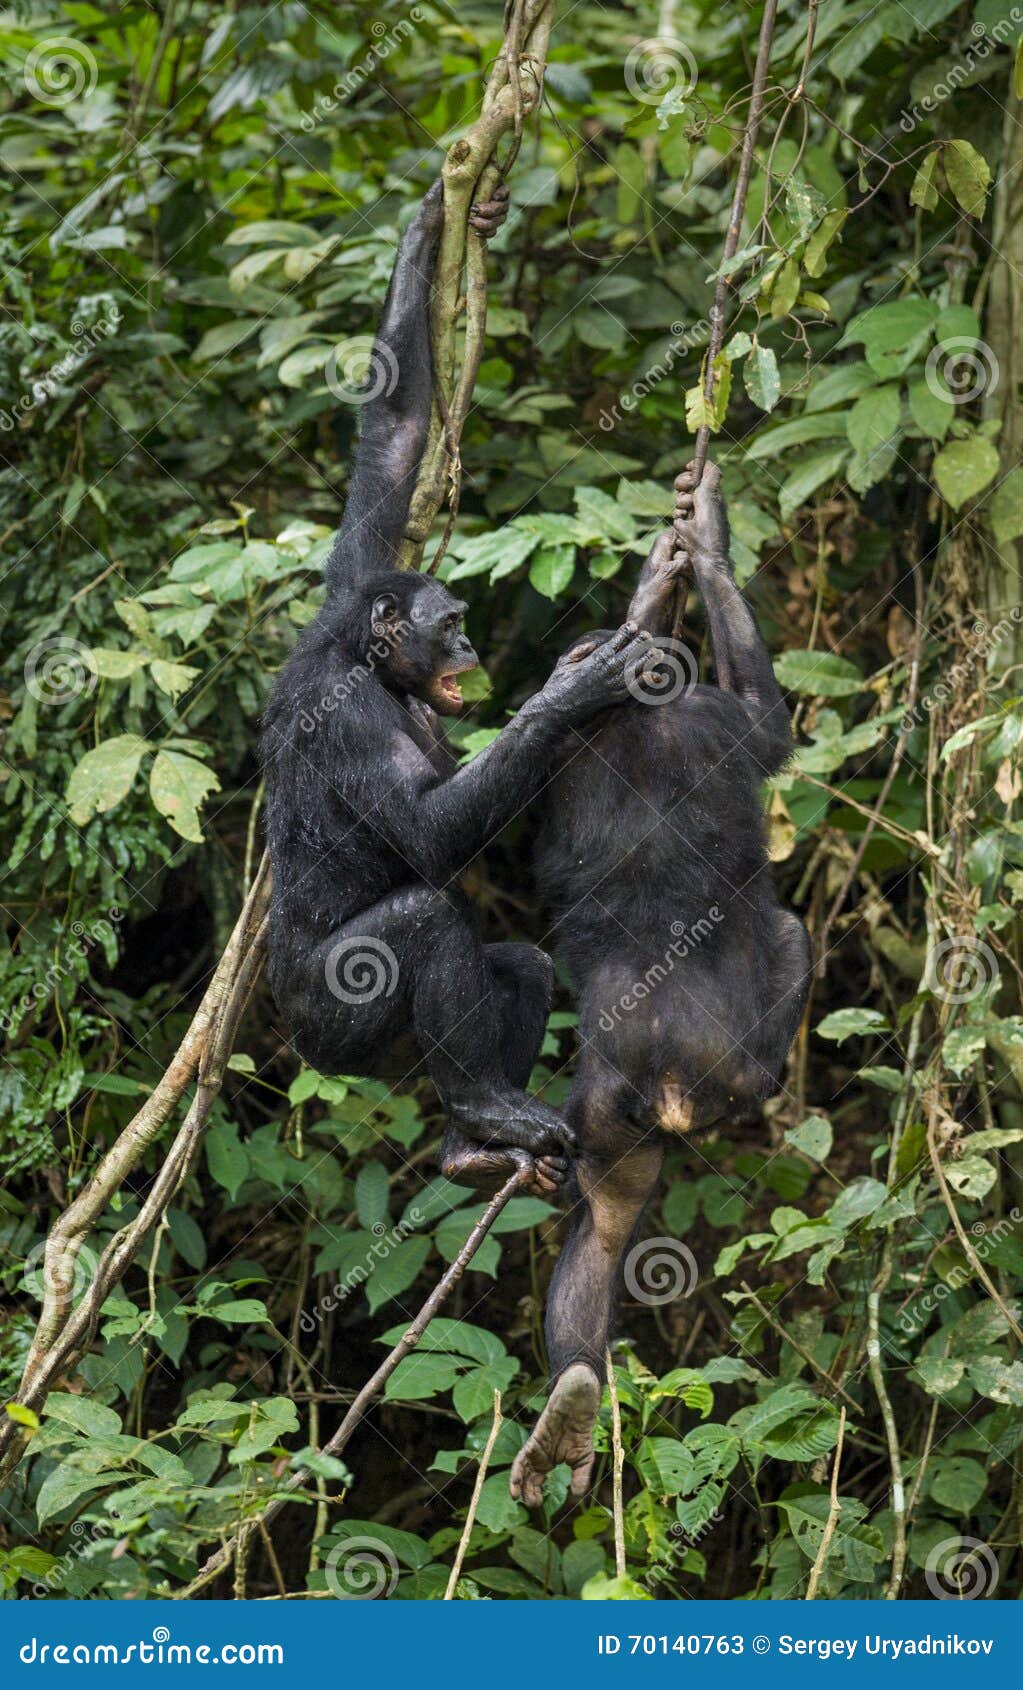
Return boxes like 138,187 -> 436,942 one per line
364,625 -> 654,882
325,182 -> 510,590
674,462 -> 792,772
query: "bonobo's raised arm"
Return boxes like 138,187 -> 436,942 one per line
366,625 -> 654,881
324,182 -> 445,591
674,462 -> 791,772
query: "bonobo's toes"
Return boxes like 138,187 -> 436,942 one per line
509,1364 -> 602,1509
674,464 -> 697,492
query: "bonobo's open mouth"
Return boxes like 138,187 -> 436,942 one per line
438,672 -> 464,707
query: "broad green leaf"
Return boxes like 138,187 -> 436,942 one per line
785,1115 -> 833,1162
744,342 -> 781,412
529,544 -> 575,599
365,1235 -> 431,1313
67,734 -> 149,824
206,1298 -> 270,1325
149,659 -> 199,700
149,750 -> 221,842
804,208 -> 848,277
932,436 -> 1000,510
816,1006 -> 888,1039
910,149 -> 941,211
944,140 -> 991,218
778,448 -> 849,519
355,1160 -> 390,1229
774,649 -> 865,697
846,384 -> 900,456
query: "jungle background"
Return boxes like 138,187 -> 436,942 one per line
2,0 -> 1023,1603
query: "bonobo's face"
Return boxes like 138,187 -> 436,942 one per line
370,576 -> 478,715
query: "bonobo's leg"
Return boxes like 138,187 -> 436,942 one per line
440,943 -> 568,1197
303,885 -> 574,1162
626,528 -> 690,638
510,1126 -> 663,1508
674,462 -> 791,772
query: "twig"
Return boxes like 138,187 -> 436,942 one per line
866,1275 -> 906,1600
805,1405 -> 845,1599
739,1282 -> 859,1410
444,1390 -> 503,1598
926,1094 -> 1023,1345
176,1167 -> 529,1598
606,1346 -> 626,1579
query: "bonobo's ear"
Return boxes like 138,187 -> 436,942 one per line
371,593 -> 400,638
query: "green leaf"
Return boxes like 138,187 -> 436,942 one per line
777,448 -> 850,520
379,1318 -> 505,1366
816,1006 -> 888,1040
365,1235 -> 431,1313
744,342 -> 781,412
785,1115 -> 833,1162
4,1403 -> 40,1431
194,319 -> 260,361
804,209 -> 848,277
838,297 -> 936,378
205,1119 -> 249,1200
149,750 -> 221,843
944,140 -> 991,218
908,378 -> 954,442
846,384 -> 900,456
149,659 -> 199,701
206,1298 -> 270,1325
89,648 -> 148,680
774,649 -> 866,697
829,1177 -> 887,1228
932,437 -> 1000,510
475,1472 -> 527,1532
581,1572 -> 652,1600
529,544 -> 575,599
910,149 -> 941,211
989,467 -> 1023,546
66,734 -> 149,825
355,1160 -> 390,1230
931,1455 -> 987,1513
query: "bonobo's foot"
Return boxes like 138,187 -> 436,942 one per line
509,1364 -> 602,1509
439,1128 -> 568,1199
447,1087 -> 576,1161
673,459 -> 730,566
469,184 -> 510,239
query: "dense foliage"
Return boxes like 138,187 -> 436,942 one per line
1,0 -> 1022,1602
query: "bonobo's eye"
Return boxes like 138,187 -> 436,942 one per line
443,613 -> 461,635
